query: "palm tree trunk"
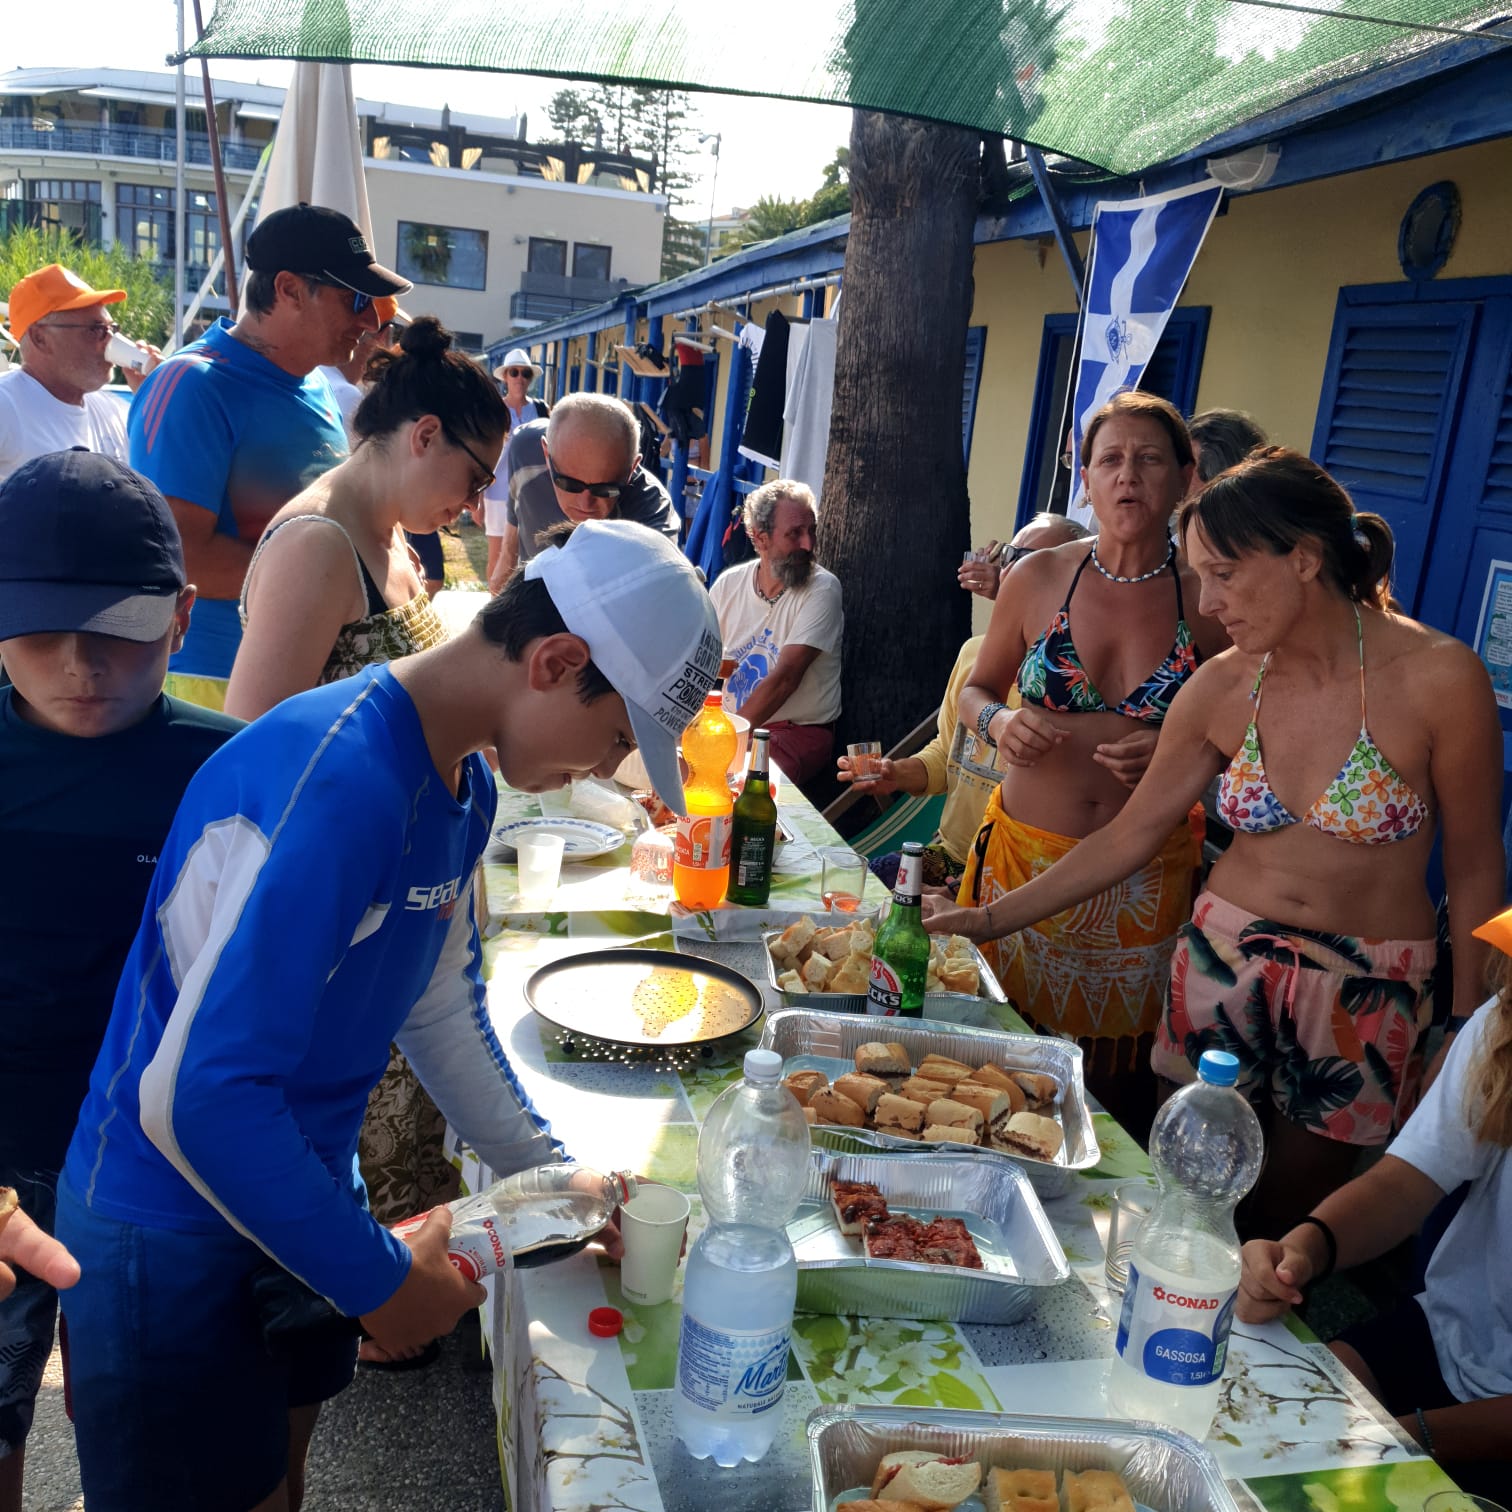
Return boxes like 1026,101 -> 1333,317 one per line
817,109 -> 981,765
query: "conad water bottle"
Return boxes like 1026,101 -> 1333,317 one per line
1106,1050 -> 1263,1439
673,1048 -> 811,1465
392,1165 -> 635,1281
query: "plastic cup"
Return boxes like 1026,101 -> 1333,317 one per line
1104,1177 -> 1157,1293
104,330 -> 147,372
821,847 -> 867,913
516,834 -> 565,908
1426,1494 -> 1511,1512
618,1182 -> 691,1306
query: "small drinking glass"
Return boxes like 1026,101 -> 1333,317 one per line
846,740 -> 883,781
1104,1177 -> 1157,1294
820,847 -> 867,913
1426,1494 -> 1512,1512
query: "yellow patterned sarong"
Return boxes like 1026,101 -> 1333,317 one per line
958,788 -> 1197,1040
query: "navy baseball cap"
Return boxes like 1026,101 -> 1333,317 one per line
0,449 -> 185,643
246,203 -> 411,299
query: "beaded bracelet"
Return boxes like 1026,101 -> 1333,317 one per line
977,701 -> 1009,747
1414,1407 -> 1435,1458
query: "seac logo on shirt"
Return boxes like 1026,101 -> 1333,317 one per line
405,875 -> 463,919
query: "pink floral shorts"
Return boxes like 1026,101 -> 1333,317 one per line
1151,891 -> 1436,1146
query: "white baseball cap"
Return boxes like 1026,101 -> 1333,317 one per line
524,520 -> 721,815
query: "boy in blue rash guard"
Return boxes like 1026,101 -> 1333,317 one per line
0,451 -> 241,1512
58,519 -> 723,1512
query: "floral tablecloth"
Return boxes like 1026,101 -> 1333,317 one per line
460,774 -> 1458,1512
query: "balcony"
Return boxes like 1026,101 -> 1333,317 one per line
510,269 -> 627,325
0,197 -> 103,242
0,118 -> 263,172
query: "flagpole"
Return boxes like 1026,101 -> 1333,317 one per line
191,0 -> 239,314
174,0 -> 187,347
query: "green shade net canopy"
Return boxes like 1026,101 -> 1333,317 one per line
190,0 -> 1510,175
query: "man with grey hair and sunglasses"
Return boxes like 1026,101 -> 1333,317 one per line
492,391 -> 677,591
711,478 -> 843,788
127,203 -> 411,710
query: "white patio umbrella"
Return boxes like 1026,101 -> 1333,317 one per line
262,60 -> 372,237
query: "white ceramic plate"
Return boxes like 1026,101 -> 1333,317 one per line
492,817 -> 625,860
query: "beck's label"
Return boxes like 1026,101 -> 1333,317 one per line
1114,1261 -> 1237,1387
865,955 -> 903,1015
675,813 -> 732,870
676,1314 -> 791,1415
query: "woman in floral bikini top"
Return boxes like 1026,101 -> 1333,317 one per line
926,447 -> 1504,1238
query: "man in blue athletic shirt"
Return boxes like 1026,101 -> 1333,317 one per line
0,450 -> 241,1512
128,203 -> 412,711
57,518 -> 722,1512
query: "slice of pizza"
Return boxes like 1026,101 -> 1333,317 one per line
863,1214 -> 928,1262
917,1216 -> 985,1269
829,1178 -> 891,1237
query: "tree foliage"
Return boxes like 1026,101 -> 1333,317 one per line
725,147 -> 850,254
0,226 -> 174,347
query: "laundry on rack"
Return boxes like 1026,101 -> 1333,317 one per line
737,309 -> 790,469
780,316 -> 837,507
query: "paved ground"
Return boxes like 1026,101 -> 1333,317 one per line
23,1317 -> 504,1512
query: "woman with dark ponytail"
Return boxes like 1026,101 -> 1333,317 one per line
226,317 -> 506,1363
925,447 -> 1504,1234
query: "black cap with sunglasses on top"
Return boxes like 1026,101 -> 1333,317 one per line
245,204 -> 412,299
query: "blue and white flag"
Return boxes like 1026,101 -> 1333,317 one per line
1068,179 -> 1224,522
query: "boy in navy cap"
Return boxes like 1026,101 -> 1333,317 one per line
0,450 -> 240,1512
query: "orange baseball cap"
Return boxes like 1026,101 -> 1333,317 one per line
9,264 -> 126,341
1473,904 -> 1512,958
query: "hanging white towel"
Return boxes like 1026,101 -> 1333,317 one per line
779,318 -> 837,508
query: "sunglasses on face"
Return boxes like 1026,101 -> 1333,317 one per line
549,468 -> 627,501
504,368 -> 532,378
302,274 -> 374,315
444,427 -> 497,497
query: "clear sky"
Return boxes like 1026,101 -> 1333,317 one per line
8,0 -> 852,218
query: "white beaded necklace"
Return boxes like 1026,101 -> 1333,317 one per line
1089,536 -> 1175,585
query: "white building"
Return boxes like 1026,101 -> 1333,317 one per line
0,66 -> 669,349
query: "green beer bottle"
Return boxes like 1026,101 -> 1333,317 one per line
726,729 -> 778,907
865,842 -> 930,1017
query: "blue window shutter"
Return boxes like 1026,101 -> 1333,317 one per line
1483,378 -> 1512,513
1139,307 -> 1210,415
1310,299 -> 1476,613
962,325 -> 987,466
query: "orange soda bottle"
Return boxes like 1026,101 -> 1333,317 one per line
673,690 -> 738,909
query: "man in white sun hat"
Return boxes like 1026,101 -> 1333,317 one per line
57,517 -> 721,1511
476,346 -> 550,590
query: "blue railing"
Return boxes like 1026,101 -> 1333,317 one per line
0,119 -> 263,171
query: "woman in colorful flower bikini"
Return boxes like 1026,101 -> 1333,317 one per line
929,446 -> 1504,1231
953,391 -> 1229,1136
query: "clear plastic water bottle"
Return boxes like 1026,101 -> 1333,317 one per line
392,1166 -> 635,1281
673,1048 -> 811,1465
1106,1050 -> 1263,1439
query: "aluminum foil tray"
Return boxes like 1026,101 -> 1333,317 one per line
807,1405 -> 1241,1512
761,928 -> 1007,1025
789,1146 -> 1069,1324
759,1011 -> 1097,1198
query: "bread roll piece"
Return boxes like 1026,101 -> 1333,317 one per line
782,1070 -> 829,1106
810,1087 -> 867,1128
922,1125 -> 980,1146
800,953 -> 833,990
949,1082 -> 1009,1124
924,1097 -> 985,1136
872,1451 -> 983,1510
810,925 -> 854,961
1063,1469 -> 1135,1512
828,953 -> 873,995
1010,1070 -> 1059,1107
916,1054 -> 973,1085
769,915 -> 816,966
838,1501 -> 927,1512
970,1063 -> 1028,1112
802,1106 -> 818,1124
834,1072 -> 889,1115
993,1111 -> 1064,1161
898,1075 -> 953,1106
776,969 -> 804,993
856,1041 -> 912,1079
944,934 -> 976,959
874,1091 -> 926,1134
935,958 -> 980,995
982,1467 -> 1057,1512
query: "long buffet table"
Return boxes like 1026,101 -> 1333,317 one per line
447,762 -> 1464,1512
